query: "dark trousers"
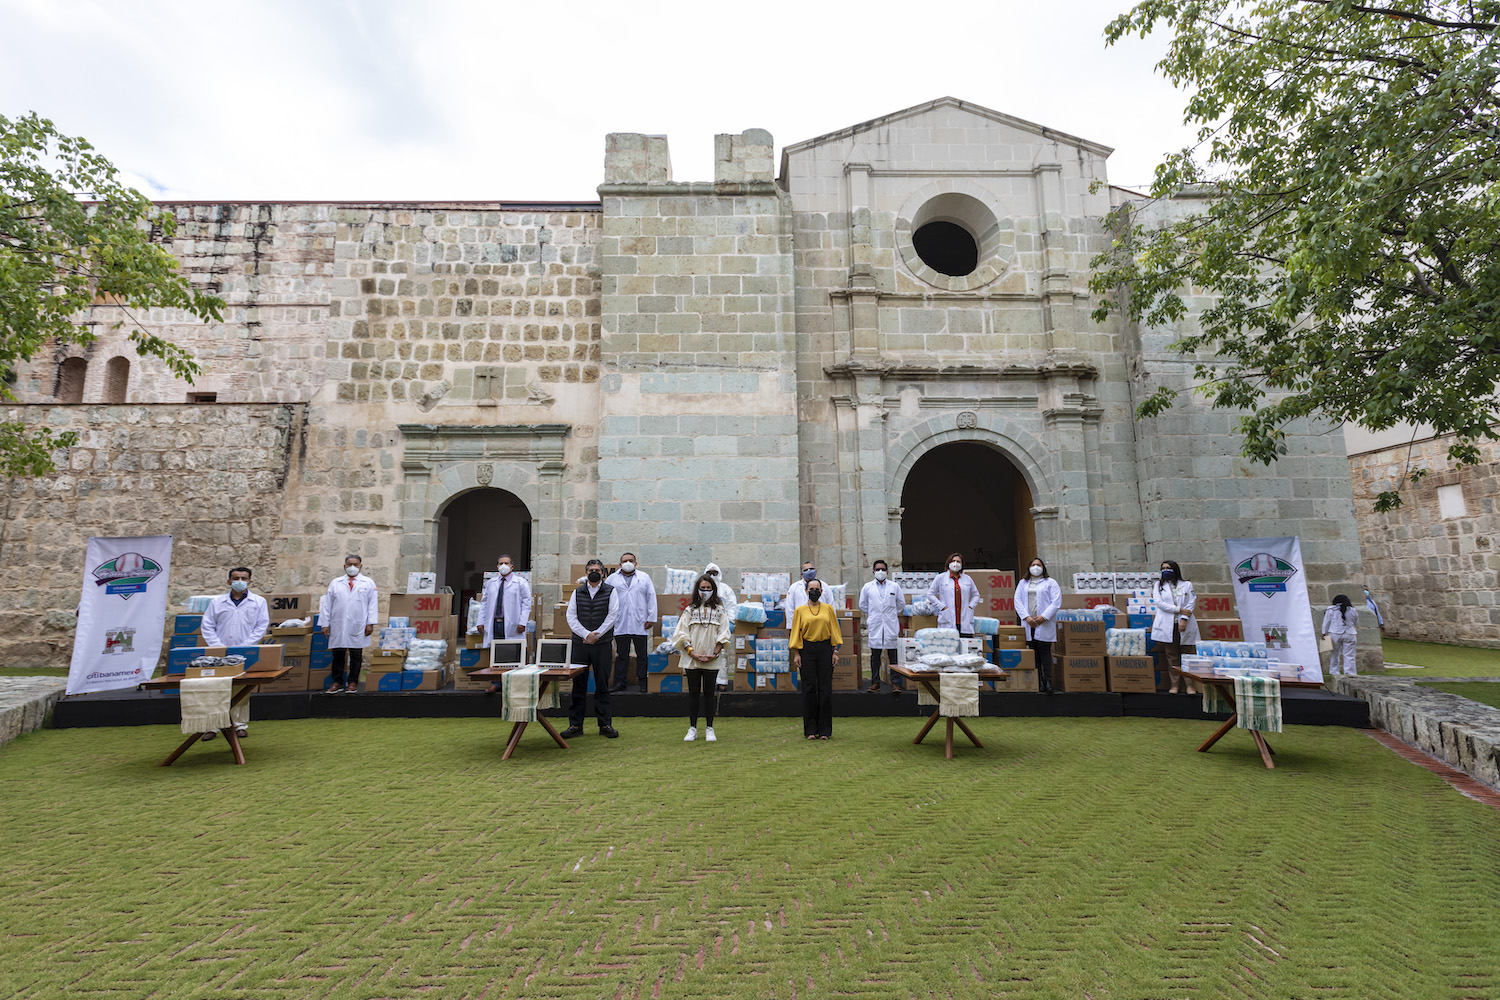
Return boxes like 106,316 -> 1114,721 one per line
869,648 -> 902,689
613,633 -> 649,687
569,635 -> 613,728
1028,639 -> 1054,692
686,667 -> 716,726
799,639 -> 835,738
331,648 -> 363,685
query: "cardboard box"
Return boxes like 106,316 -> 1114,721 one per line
169,633 -> 204,649
987,667 -> 1039,693
734,670 -> 757,692
173,614 -> 203,634
734,621 -> 761,636
366,666 -> 449,692
369,651 -> 407,669
267,593 -> 316,624
1057,654 -> 1107,693
1198,619 -> 1245,641
970,570 -> 1017,595
659,593 -> 692,616
906,614 -> 939,633
389,593 -> 453,618
259,658 -> 309,692
271,628 -> 313,658
648,673 -> 684,694
993,647 -> 1036,671
831,662 -> 860,691
308,668 -> 335,692
167,644 -> 284,674
1195,594 -> 1237,616
1060,594 -> 1118,610
1058,620 -> 1107,655
183,661 -> 244,678
1107,655 -> 1156,693
992,626 -> 1028,648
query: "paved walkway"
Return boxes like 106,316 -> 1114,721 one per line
0,676 -> 68,748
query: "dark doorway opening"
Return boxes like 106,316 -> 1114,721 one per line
912,221 -> 979,277
437,488 -> 532,615
899,442 -> 1035,574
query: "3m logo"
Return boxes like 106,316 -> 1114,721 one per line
272,596 -> 303,611
412,619 -> 443,635
989,597 -> 1015,613
984,574 -> 1015,589
411,597 -> 444,613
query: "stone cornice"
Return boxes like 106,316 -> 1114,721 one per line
823,359 -> 1099,382
597,181 -> 782,198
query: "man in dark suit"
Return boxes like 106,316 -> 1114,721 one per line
560,558 -> 620,739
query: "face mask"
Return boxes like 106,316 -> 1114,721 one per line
587,570 -> 601,584
620,561 -> 635,573
1160,568 -> 1174,581
230,580 -> 249,593
698,588 -> 713,597
345,565 -> 360,577
807,589 -> 821,603
802,569 -> 816,582
1029,565 -> 1043,577
949,562 -> 962,573
874,570 -> 887,581
497,564 -> 512,576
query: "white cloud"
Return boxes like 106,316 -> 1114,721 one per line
1,0 -> 1194,200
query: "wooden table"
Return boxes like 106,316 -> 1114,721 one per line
470,664 -> 588,760
1182,668 -> 1325,769
141,667 -> 291,766
890,664 -> 1007,759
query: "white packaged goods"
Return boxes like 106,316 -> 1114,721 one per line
1057,609 -> 1106,622
660,615 -> 679,633
949,652 -> 987,670
973,616 -> 1000,635
1105,628 -> 1147,657
378,626 -> 416,651
1180,655 -> 1217,673
896,572 -> 938,593
740,572 -> 790,596
465,599 -> 481,633
185,595 -> 218,613
735,604 -> 767,624
919,652 -> 957,668
664,566 -> 697,594
388,616 -> 411,628
406,572 -> 437,593
910,596 -> 943,616
405,639 -> 447,671
914,627 -> 963,656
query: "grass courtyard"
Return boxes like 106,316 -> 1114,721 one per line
2,715 -> 1498,999
1380,637 -> 1500,677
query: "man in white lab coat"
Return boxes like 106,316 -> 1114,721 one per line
479,553 -> 533,695
321,555 -> 379,694
858,559 -> 906,694
198,566 -> 270,739
783,560 -> 816,617
928,552 -> 981,636
606,552 -> 657,693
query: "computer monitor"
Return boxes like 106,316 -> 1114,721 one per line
489,639 -> 526,669
535,637 -> 572,668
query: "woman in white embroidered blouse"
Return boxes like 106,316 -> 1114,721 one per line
670,574 -> 734,743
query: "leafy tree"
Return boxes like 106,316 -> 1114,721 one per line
1091,1 -> 1500,510
0,112 -> 223,476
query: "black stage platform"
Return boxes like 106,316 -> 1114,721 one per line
53,685 -> 1370,729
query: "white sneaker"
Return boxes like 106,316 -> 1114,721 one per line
683,726 -> 697,742
705,727 -> 716,742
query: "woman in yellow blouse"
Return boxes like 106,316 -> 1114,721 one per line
790,578 -> 841,740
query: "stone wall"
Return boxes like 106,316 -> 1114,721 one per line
1349,434 -> 1500,646
0,404 -> 301,664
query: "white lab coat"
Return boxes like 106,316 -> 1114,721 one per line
927,572 -> 982,634
858,579 -> 904,649
479,572 -> 533,647
784,579 -> 809,616
1323,605 -> 1359,675
321,573 -> 379,649
604,569 -> 658,636
1150,580 -> 1200,645
1013,577 -> 1062,643
1322,605 -> 1359,636
200,592 -> 270,647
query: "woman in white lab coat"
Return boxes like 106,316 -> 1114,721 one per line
1322,594 -> 1359,676
321,555 -> 380,693
1014,557 -> 1062,693
1152,560 -> 1200,695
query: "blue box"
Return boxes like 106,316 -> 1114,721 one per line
647,651 -> 672,673
373,671 -> 405,692
764,609 -> 786,629
310,650 -> 333,671
459,648 -> 484,669
166,644 -> 277,674
311,632 -> 329,652
168,634 -> 203,649
653,675 -> 683,693
1128,613 -> 1154,629
173,614 -> 203,634
995,647 -> 1032,671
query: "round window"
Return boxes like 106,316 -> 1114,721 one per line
895,189 -> 1013,291
912,221 -> 979,277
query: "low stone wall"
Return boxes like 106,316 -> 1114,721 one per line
0,677 -> 67,748
1331,674 -> 1500,790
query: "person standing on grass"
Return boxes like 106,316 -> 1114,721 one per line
197,566 -> 269,740
561,559 -> 620,740
1323,595 -> 1360,676
858,558 -> 905,694
322,555 -> 378,694
671,573 -> 733,742
790,578 -> 841,741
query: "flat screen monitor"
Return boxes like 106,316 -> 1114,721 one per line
489,639 -> 526,668
535,637 -> 572,667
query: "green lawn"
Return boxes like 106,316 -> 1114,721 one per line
0,667 -> 67,678
1417,681 -> 1500,711
2,716 -> 1497,999
1382,637 -> 1500,676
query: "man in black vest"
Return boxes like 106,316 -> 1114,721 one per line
561,558 -> 621,738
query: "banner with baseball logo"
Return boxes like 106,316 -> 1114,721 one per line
67,535 -> 174,695
1224,536 -> 1322,682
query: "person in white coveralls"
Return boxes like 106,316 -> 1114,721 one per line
321,555 -> 379,694
198,566 -> 270,740
479,553 -> 533,695
1322,594 -> 1360,676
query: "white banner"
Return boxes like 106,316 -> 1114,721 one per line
67,536 -> 174,695
1224,536 -> 1323,682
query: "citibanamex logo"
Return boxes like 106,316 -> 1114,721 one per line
92,552 -> 163,600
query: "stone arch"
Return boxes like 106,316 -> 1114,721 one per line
887,414 -> 1052,505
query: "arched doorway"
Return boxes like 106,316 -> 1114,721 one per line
899,442 -> 1036,574
436,488 -> 533,614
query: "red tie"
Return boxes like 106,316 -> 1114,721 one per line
348,576 -> 354,591
953,576 -> 961,620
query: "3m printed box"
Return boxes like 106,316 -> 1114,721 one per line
1196,594 -> 1237,616
266,594 -> 315,624
1197,619 -> 1245,641
389,593 -> 453,618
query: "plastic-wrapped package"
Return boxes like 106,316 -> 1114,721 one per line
949,652 -> 987,669
972,616 -> 1000,635
389,616 -> 411,629
404,639 -> 447,671
1105,628 -> 1147,657
909,597 -> 944,616
378,626 -> 416,651
914,627 -> 962,656
1197,640 -> 1223,657
919,652 -> 957,668
735,603 -> 767,624
663,566 -> 698,595
185,595 -> 218,614
660,615 -> 679,634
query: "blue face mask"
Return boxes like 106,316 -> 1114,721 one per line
230,580 -> 249,594
802,569 -> 816,582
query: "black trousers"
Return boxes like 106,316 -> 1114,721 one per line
569,635 -> 613,728
1028,639 -> 1054,692
331,648 -> 363,685
613,633 -> 649,687
685,668 -> 716,726
800,639 -> 835,738
869,648 -> 902,689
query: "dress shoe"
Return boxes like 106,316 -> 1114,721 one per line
560,726 -> 584,739
637,684 -> 646,694
599,725 -> 620,738
866,682 -> 881,693
609,683 -> 627,693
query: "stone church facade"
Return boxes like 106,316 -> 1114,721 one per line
2,98 -> 1379,666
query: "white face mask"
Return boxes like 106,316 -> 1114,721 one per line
874,569 -> 887,581
1029,565 -> 1043,577
497,563 -> 512,576
230,580 -> 249,593
345,565 -> 360,577
620,561 -> 635,573
949,562 -> 962,573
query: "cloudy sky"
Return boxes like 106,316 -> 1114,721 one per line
0,0 -> 1195,202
